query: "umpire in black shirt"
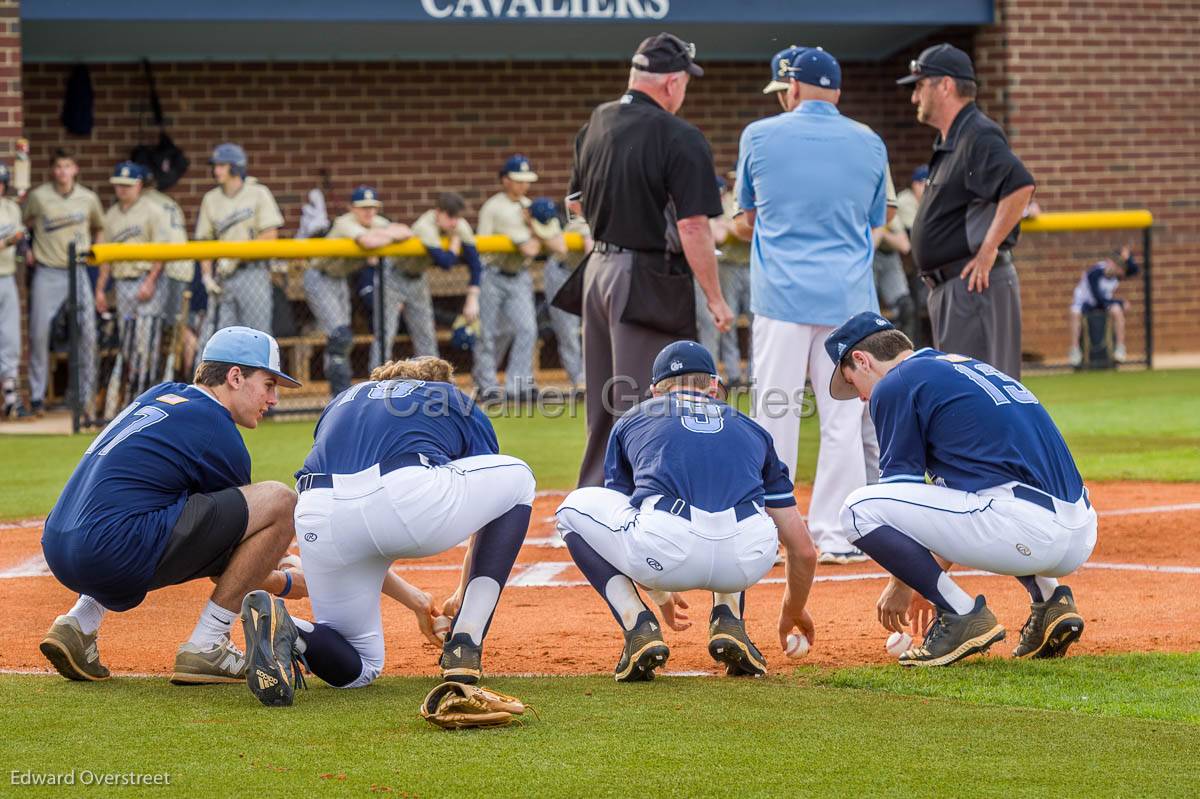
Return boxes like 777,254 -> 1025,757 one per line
567,33 -> 733,487
899,44 -> 1036,378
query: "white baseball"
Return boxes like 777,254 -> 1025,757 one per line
277,553 -> 302,571
433,615 -> 452,641
886,631 -> 914,657
785,633 -> 810,659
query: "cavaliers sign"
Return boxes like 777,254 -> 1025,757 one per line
420,0 -> 670,19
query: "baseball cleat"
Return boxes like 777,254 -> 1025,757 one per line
40,615 -> 110,681
171,636 -> 248,685
707,605 -> 767,677
440,632 -> 483,685
615,610 -> 670,682
817,548 -> 870,566
899,596 -> 1006,667
240,590 -> 306,706
1012,585 -> 1085,659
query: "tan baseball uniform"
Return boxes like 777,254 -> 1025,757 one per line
25,183 -> 104,268
103,196 -> 170,279
318,212 -> 392,278
0,198 -> 26,390
0,198 -> 24,278
142,187 -> 192,283
195,181 -> 284,276
477,192 -> 532,273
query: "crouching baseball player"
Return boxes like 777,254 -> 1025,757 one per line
828,312 -> 1097,667
39,327 -> 302,684
555,341 -> 818,682
239,356 -> 535,707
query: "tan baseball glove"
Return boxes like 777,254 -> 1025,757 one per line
419,681 -> 528,730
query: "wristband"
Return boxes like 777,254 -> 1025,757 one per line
277,570 -> 293,598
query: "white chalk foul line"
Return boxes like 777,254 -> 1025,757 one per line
0,554 -> 49,579
1099,502 -> 1200,517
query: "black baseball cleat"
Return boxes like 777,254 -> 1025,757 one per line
707,605 -> 767,677
899,596 -> 1006,667
241,590 -> 306,707
615,610 -> 670,682
1013,585 -> 1085,659
440,632 -> 483,685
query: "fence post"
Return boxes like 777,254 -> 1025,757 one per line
374,260 -> 386,368
1142,226 -> 1153,369
66,242 -> 81,433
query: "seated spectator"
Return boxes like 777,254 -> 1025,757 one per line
1069,246 -> 1139,365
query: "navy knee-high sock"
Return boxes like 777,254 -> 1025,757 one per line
854,525 -> 975,614
452,504 -> 531,645
563,530 -> 651,630
296,622 -> 362,688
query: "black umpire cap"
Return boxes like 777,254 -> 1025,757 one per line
897,43 -> 976,85
632,33 -> 704,76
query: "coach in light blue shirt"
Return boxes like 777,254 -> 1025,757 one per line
733,46 -> 890,564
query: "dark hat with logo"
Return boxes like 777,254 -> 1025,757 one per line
764,45 -> 806,94
825,312 -> 896,400
351,185 -> 382,208
897,43 -> 977,85
632,33 -> 703,77
911,164 -> 930,183
651,340 -> 717,385
500,154 -> 538,183
786,47 -> 841,90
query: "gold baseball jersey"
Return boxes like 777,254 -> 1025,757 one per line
0,197 -> 25,277
25,182 -> 104,268
719,192 -> 751,266
103,196 -> 170,279
195,181 -> 284,276
477,192 -> 532,271
142,187 -> 193,282
318,212 -> 391,278
402,209 -> 477,275
561,218 -> 591,270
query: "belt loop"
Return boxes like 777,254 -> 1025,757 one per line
670,498 -> 686,516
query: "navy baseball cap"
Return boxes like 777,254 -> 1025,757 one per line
651,340 -> 718,385
825,312 -> 895,400
110,160 -> 144,186
632,33 -> 703,77
529,196 -> 557,224
351,185 -> 382,208
500,155 -> 538,183
201,326 -> 301,388
898,43 -> 976,85
0,163 -> 9,186
786,47 -> 841,90
764,45 -> 806,94
911,164 -> 930,183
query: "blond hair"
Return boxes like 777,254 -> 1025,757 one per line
370,356 -> 454,383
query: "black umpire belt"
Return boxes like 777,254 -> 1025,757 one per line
1011,484 -> 1091,513
921,250 -> 1011,289
296,453 -> 435,494
592,241 -> 665,255
652,496 -> 761,522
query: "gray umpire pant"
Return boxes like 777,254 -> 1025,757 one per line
29,264 -> 97,410
0,274 -> 19,383
718,264 -> 752,382
115,276 -> 167,389
927,253 -> 1022,378
579,250 -> 676,487
541,258 -> 584,386
199,262 -> 273,352
473,265 -> 537,395
372,265 -> 439,368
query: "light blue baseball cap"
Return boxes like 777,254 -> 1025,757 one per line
201,326 -> 301,388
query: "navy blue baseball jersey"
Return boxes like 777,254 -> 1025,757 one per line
298,380 -> 499,477
605,390 -> 795,511
870,349 -> 1084,502
42,383 -> 251,609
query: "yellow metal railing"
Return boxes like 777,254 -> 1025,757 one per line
1021,210 -> 1153,234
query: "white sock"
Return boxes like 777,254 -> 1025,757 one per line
937,573 -> 977,615
713,592 -> 741,619
604,575 -> 648,631
1035,576 -> 1060,602
67,595 -> 107,635
187,600 -> 236,649
292,617 -> 313,653
453,577 -> 501,646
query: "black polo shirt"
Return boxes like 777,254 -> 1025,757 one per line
911,102 -> 1035,274
568,90 -> 722,251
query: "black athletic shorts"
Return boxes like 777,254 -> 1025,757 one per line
147,487 -> 249,590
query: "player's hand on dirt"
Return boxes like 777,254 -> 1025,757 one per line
877,578 -> 916,633
656,592 -> 691,631
462,291 -> 480,323
778,602 -> 815,650
94,289 -> 108,315
960,246 -> 998,293
907,593 -> 934,636
707,297 -> 735,333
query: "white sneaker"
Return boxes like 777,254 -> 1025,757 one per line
1113,344 -> 1127,363
1068,346 -> 1082,367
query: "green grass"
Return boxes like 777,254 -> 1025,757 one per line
2,658 -> 1199,798
1,368 -> 1196,520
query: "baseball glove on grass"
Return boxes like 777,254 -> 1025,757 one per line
420,681 -> 529,730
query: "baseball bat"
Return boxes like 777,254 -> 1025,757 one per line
162,289 -> 191,383
146,315 -> 164,388
103,316 -> 134,421
130,321 -> 147,400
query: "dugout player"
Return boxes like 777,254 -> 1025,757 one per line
39,327 -> 303,684
95,162 -> 170,384
900,44 -> 1036,378
529,196 -> 585,388
555,341 -> 817,682
0,164 -> 28,418
1067,246 -> 1138,366
568,34 -> 732,487
474,155 -> 543,401
309,185 -> 411,397
828,312 -> 1096,666
139,161 -> 195,363
238,356 -> 535,706
24,148 -> 105,419
373,191 -> 483,367
195,143 -> 284,346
